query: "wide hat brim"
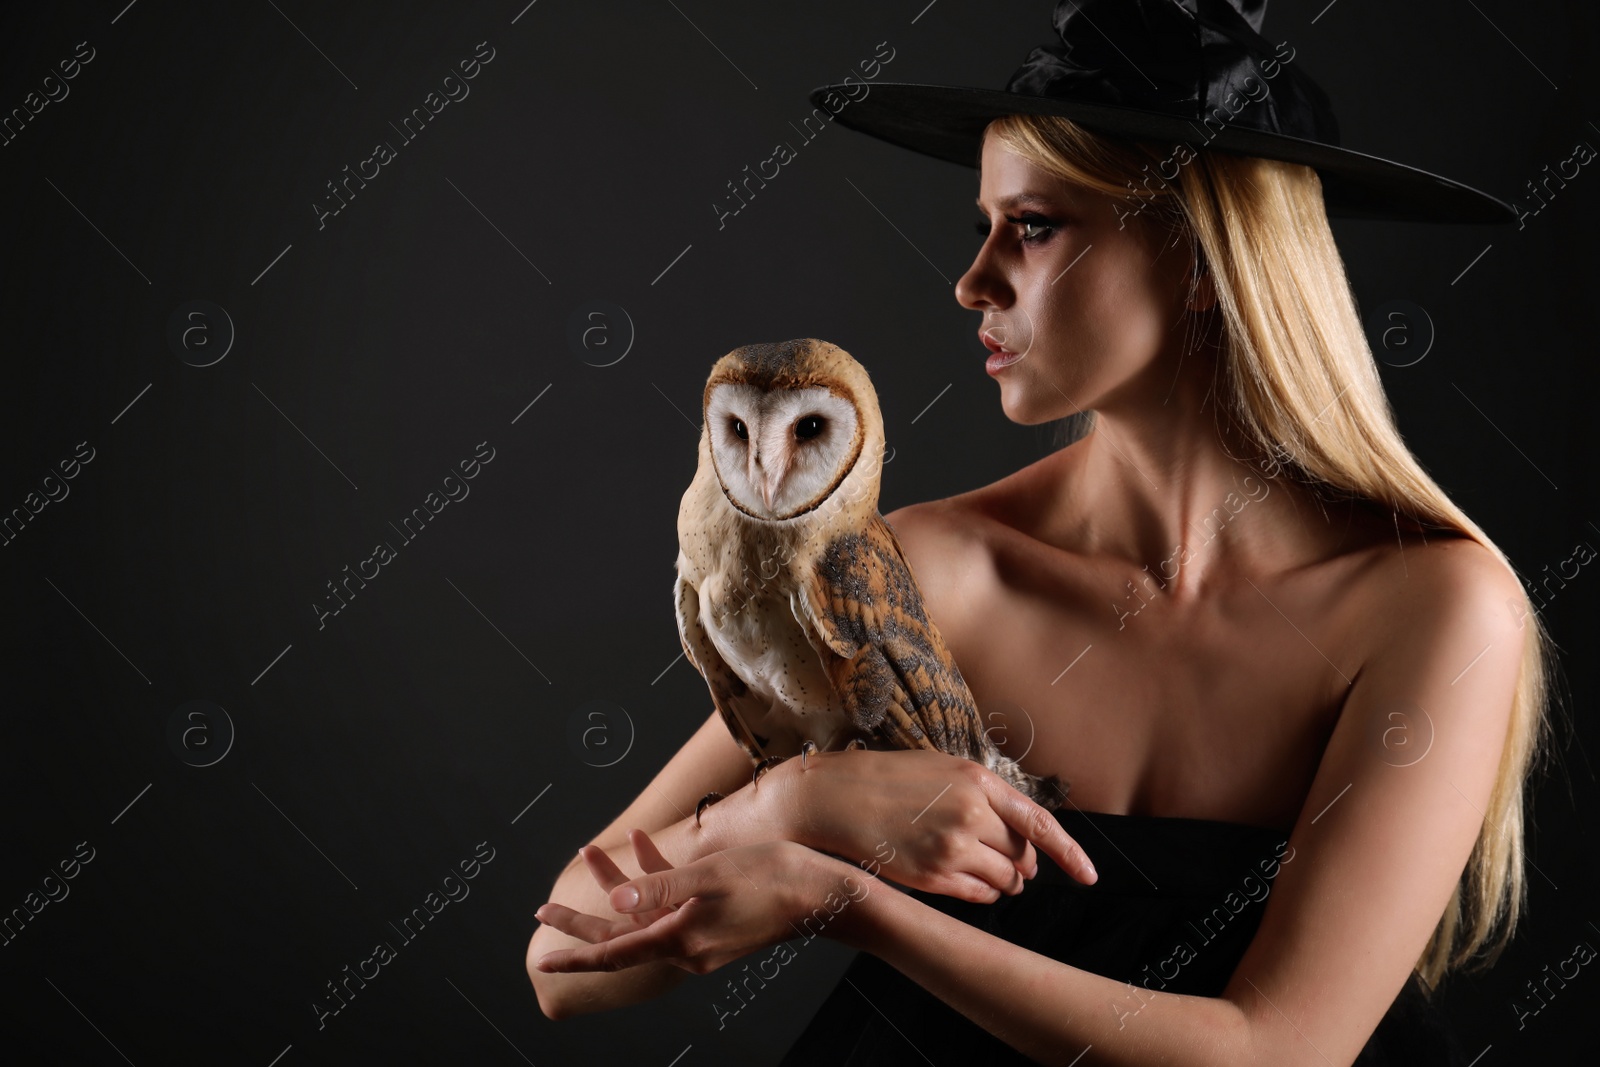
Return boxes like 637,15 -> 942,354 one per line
808,82 -> 1518,226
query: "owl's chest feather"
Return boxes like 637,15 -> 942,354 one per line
698,559 -> 843,735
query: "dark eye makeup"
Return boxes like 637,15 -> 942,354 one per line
973,212 -> 1061,243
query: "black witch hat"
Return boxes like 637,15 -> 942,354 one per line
809,0 -> 1515,224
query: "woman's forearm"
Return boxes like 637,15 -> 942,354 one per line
836,880 -> 1256,1067
530,771 -> 809,1017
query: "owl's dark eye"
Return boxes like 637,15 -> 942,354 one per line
730,417 -> 748,441
795,415 -> 826,440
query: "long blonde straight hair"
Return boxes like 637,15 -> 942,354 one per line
986,113 -> 1556,992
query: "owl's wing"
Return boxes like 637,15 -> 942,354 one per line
674,573 -> 767,764
792,512 -> 988,758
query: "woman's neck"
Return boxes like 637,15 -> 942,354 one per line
1021,354 -> 1353,596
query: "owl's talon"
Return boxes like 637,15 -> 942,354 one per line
845,738 -> 867,752
751,756 -> 786,786
695,791 -> 726,827
799,739 -> 819,769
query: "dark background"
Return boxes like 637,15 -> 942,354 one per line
1,1 -> 1594,1063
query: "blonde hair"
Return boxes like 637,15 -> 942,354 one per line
985,113 -> 1557,992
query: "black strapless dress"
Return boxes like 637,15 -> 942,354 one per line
782,809 -> 1468,1066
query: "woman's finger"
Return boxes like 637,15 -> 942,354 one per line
970,843 -> 1028,897
577,839 -> 677,920
534,907 -> 700,973
578,844 -> 632,894
958,809 -> 1040,882
980,778 -> 1098,884
944,778 -> 1045,879
628,828 -> 676,875
533,947 -> 579,972
533,901 -> 632,945
975,818 -> 1036,872
940,870 -> 1005,905
611,854 -> 726,914
920,820 -> 1027,897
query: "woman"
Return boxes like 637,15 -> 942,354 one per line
528,3 -> 1554,1063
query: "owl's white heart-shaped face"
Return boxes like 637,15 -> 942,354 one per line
707,381 -> 860,520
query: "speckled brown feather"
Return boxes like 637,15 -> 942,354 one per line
795,512 -> 1066,808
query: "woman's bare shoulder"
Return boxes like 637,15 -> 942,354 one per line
1342,522 -> 1527,665
881,495 -> 990,591
1361,524 -> 1519,598
881,448 -> 1086,603
885,447 -> 1074,538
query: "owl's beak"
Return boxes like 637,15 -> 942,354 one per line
749,448 -> 787,512
747,448 -> 764,503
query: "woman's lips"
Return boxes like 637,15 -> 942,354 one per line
981,329 -> 1023,374
985,347 -> 1024,374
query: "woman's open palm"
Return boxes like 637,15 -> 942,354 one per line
533,828 -> 868,976
534,832 -> 682,962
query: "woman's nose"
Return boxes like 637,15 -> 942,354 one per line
955,240 -> 1010,311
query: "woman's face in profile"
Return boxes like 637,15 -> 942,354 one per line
956,131 -> 1203,425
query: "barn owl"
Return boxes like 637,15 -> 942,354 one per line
673,338 -> 1065,823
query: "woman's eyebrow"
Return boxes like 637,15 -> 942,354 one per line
974,192 -> 1060,212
